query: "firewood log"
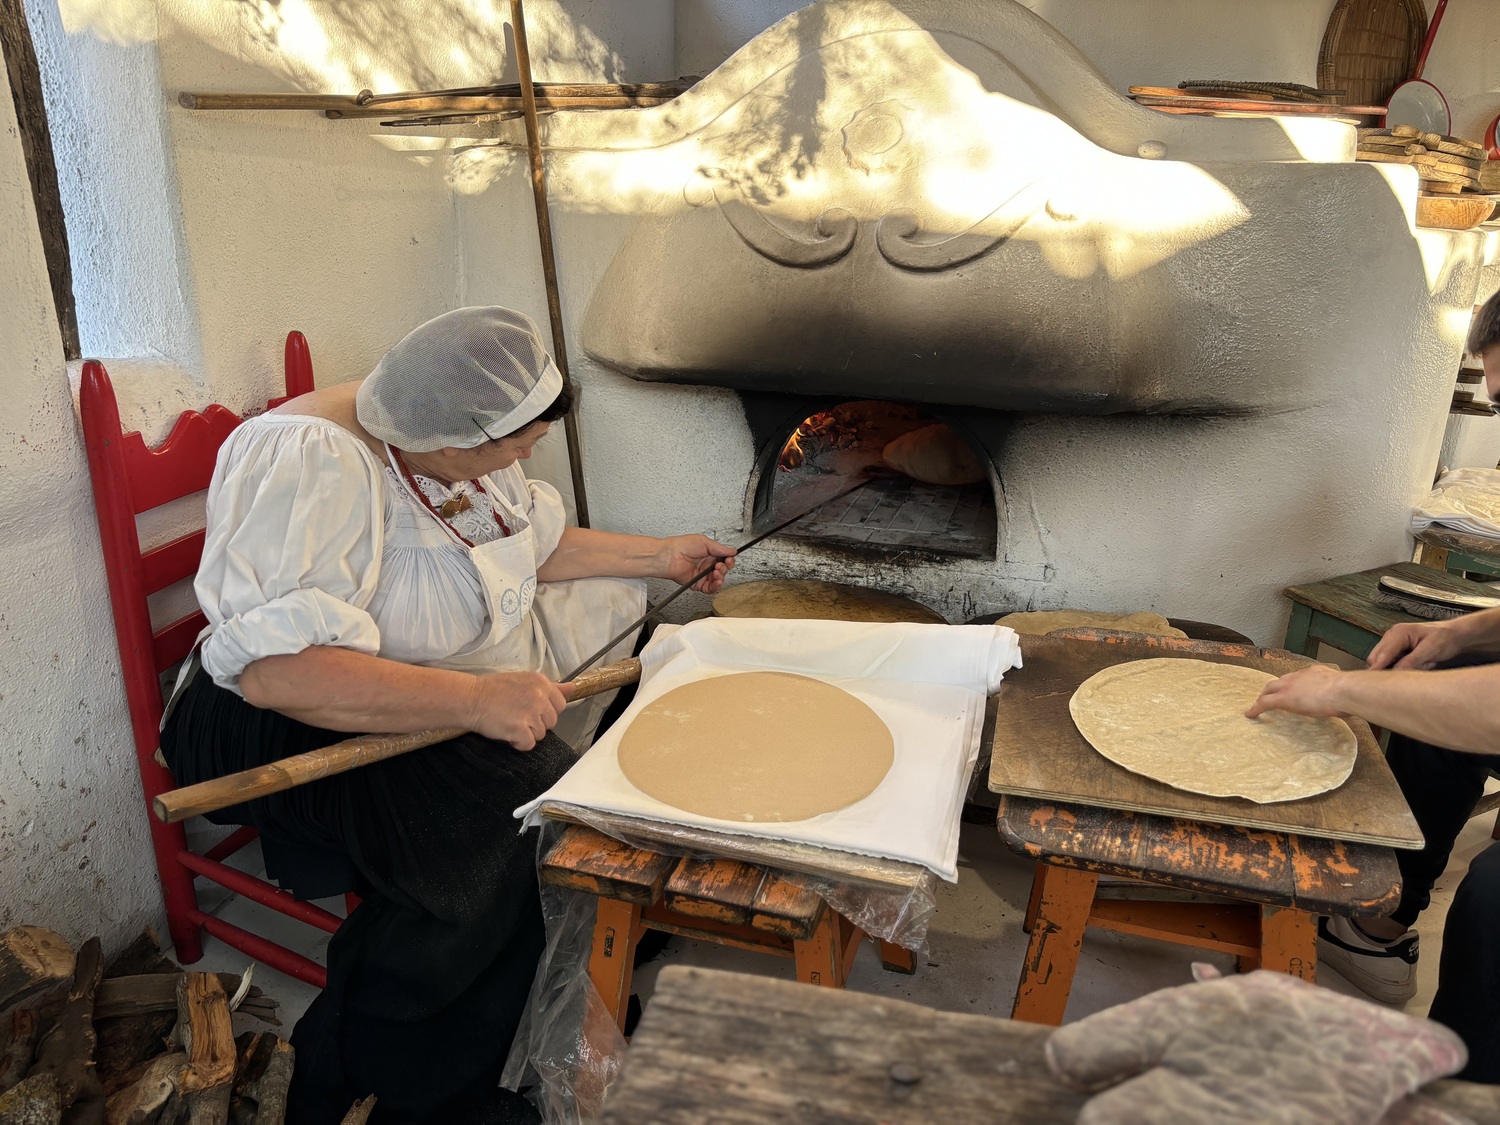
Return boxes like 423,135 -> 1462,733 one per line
95,977 -> 276,1026
0,1009 -> 40,1094
0,1072 -> 61,1123
340,1096 -> 375,1124
101,1050 -> 184,1125
170,976 -> 234,1125
0,928 -> 74,1016
96,932 -> 180,1093
227,1033 -> 292,1125
26,937 -> 103,1124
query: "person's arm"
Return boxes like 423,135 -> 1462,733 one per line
240,646 -> 569,750
1245,661 -> 1500,756
535,527 -> 736,591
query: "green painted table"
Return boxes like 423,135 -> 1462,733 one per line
1415,527 -> 1500,580
1282,561 -> 1500,659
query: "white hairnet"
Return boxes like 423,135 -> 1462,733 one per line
355,307 -> 565,452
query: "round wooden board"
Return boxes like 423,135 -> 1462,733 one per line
1318,0 -> 1427,109
713,579 -> 947,625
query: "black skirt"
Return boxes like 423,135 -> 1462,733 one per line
161,666 -> 573,1123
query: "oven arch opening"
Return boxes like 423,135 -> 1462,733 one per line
745,399 -> 1000,561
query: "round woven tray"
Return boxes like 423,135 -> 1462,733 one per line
1318,0 -> 1427,109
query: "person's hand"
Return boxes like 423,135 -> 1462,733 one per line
1366,619 -> 1468,671
654,535 -> 737,593
1245,663 -> 1349,719
466,671 -> 570,750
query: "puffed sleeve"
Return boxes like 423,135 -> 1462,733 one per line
196,417 -> 386,693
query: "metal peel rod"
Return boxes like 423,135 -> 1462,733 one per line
561,478 -> 869,682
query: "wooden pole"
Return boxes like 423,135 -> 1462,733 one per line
152,657 -> 641,823
510,0 -> 591,527
0,0 -> 79,359
179,91 -> 674,116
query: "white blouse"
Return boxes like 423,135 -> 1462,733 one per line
195,413 -> 568,693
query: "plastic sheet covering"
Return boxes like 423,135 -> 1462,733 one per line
502,814 -> 939,1122
502,822 -> 626,1124
1412,467 -> 1500,540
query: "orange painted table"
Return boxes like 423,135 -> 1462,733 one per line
539,824 -> 916,1033
998,795 -> 1401,1024
986,630 -> 1411,1025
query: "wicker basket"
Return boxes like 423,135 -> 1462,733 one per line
1318,0 -> 1427,108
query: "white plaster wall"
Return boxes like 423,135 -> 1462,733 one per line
0,64 -> 160,948
0,0 -> 671,946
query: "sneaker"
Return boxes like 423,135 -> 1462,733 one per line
1317,915 -> 1419,1004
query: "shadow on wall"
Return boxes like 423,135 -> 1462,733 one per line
57,0 -> 633,91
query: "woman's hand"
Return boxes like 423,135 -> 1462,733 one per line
1245,664 -> 1349,719
1366,619 -> 1469,671
654,535 -> 737,593
465,671 -> 571,750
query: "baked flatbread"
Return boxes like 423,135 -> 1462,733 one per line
997,610 -> 1187,639
1069,658 -> 1356,804
617,671 -> 894,822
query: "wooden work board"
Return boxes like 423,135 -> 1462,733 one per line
987,631 -> 1423,849
604,965 -> 1500,1124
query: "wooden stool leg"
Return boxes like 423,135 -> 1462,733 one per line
1012,863 -> 1098,1026
1283,603 -> 1316,657
1022,861 -> 1046,935
877,939 -> 916,974
1258,906 -> 1316,983
794,909 -> 843,987
588,897 -> 643,1031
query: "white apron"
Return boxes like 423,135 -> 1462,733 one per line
387,447 -> 646,749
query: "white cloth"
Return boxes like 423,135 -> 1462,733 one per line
194,413 -> 620,706
1411,467 -> 1500,540
515,618 -> 1023,881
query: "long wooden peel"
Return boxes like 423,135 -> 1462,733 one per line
152,657 -> 641,824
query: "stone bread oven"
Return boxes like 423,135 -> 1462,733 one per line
479,0 -> 1483,638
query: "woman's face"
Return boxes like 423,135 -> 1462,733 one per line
410,421 -> 552,483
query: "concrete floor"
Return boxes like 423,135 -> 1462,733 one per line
178,793 -> 1499,1035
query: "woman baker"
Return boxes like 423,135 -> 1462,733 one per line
161,307 -> 735,1123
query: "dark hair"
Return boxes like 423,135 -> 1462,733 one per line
1468,290 -> 1500,358
503,377 -> 574,438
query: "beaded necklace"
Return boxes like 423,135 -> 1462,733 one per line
389,447 -> 511,547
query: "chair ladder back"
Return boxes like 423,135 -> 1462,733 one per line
82,340 -> 330,983
80,361 -> 175,743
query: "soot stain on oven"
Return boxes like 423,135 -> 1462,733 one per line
738,390 -> 1003,562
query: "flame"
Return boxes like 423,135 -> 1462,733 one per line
777,410 -> 857,471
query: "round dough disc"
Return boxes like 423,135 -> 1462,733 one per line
617,671 -> 895,822
1069,658 -> 1356,804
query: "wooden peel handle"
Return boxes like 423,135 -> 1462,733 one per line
152,657 -> 641,824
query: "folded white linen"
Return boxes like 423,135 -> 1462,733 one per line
514,617 -> 1023,881
1411,467 -> 1500,540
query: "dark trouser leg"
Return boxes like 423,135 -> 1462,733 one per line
1430,841 -> 1500,1083
1388,732 -> 1492,928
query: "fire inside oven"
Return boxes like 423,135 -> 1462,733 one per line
761,400 -> 997,559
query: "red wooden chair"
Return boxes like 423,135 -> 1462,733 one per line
82,332 -> 340,987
